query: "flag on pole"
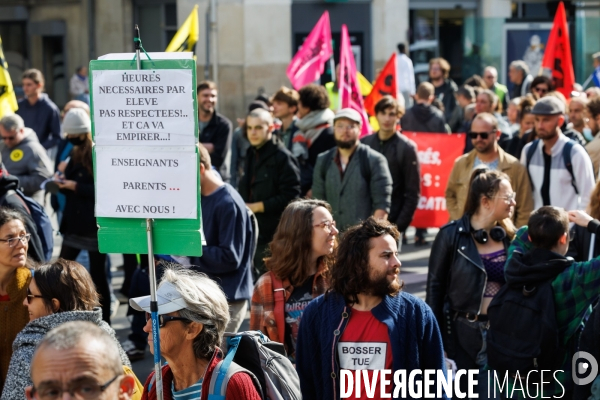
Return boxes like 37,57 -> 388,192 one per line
541,2 -> 574,98
286,11 -> 333,90
364,53 -> 398,116
339,24 -> 371,137
0,36 -> 18,119
166,5 -> 199,54
356,71 -> 372,97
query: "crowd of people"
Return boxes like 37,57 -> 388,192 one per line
1,48 -> 600,399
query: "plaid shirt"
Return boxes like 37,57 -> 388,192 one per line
504,226 -> 600,398
250,266 -> 327,347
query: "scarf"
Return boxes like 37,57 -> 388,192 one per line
292,108 -> 335,161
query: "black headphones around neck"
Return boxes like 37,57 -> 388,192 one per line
471,226 -> 507,244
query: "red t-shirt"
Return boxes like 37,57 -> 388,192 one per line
338,308 -> 393,399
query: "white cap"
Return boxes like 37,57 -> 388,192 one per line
129,281 -> 188,314
63,108 -> 91,135
333,108 -> 362,124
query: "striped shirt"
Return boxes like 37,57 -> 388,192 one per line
172,378 -> 203,400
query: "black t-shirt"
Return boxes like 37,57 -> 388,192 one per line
284,274 -> 315,360
542,150 -> 552,206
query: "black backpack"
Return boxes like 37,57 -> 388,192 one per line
487,279 -> 566,376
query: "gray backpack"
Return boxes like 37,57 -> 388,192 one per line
207,331 -> 302,400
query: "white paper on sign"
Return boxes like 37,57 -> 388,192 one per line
95,146 -> 198,219
337,342 -> 388,370
92,69 -> 196,147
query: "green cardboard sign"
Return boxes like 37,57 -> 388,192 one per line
89,56 -> 202,256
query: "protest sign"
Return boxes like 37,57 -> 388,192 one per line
89,53 -> 202,255
405,132 -> 464,228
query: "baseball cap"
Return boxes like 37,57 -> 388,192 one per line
129,281 -> 188,314
531,96 -> 565,115
333,108 -> 362,124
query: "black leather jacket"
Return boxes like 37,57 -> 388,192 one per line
426,215 -> 511,327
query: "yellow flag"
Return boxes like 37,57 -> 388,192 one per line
0,36 -> 18,118
165,5 -> 199,54
357,71 -> 373,97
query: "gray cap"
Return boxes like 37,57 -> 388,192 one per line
531,96 -> 565,116
63,108 -> 91,135
333,108 -> 362,124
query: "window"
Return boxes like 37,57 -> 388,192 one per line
134,1 -> 177,52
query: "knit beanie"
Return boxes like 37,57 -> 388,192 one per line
63,108 -> 91,135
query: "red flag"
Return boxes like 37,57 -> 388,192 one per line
339,25 -> 371,137
541,2 -> 574,98
286,11 -> 333,90
364,53 -> 398,116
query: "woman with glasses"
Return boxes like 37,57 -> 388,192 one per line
530,76 -> 554,99
1,259 -> 132,400
427,167 -> 516,394
55,108 -> 111,323
0,207 -> 34,392
131,266 -> 261,400
250,199 -> 337,362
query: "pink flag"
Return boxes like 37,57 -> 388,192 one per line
286,11 -> 333,90
339,24 -> 372,137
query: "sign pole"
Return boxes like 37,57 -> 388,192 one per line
134,24 -> 164,400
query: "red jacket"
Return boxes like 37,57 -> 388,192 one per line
141,348 -> 262,400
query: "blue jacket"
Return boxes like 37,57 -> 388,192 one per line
16,94 -> 61,149
190,184 -> 254,301
296,291 -> 448,400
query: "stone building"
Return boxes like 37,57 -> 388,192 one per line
1,0 -> 599,122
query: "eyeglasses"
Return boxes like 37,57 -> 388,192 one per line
493,193 -> 517,203
0,234 -> 31,247
334,124 -> 359,131
145,312 -> 192,328
31,374 -> 120,400
468,132 -> 493,140
533,87 -> 548,94
314,220 -> 337,232
26,288 -> 45,304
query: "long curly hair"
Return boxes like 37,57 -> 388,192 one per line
328,217 -> 403,304
264,199 -> 336,285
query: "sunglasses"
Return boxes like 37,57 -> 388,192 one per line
26,288 -> 44,304
533,87 -> 548,94
145,312 -> 191,328
468,131 -> 493,140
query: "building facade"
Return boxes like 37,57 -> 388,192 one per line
1,0 -> 599,121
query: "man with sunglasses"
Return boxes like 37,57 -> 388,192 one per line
446,113 -> 533,227
26,321 -> 135,400
521,97 -> 595,211
0,114 -> 53,205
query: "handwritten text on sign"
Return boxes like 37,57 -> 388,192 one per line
92,69 -> 195,146
95,147 -> 198,219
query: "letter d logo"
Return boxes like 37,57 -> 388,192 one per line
573,351 -> 599,385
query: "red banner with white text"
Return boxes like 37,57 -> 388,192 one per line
404,132 -> 465,228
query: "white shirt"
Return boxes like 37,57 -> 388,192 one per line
396,53 -> 416,95
520,134 -> 595,211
